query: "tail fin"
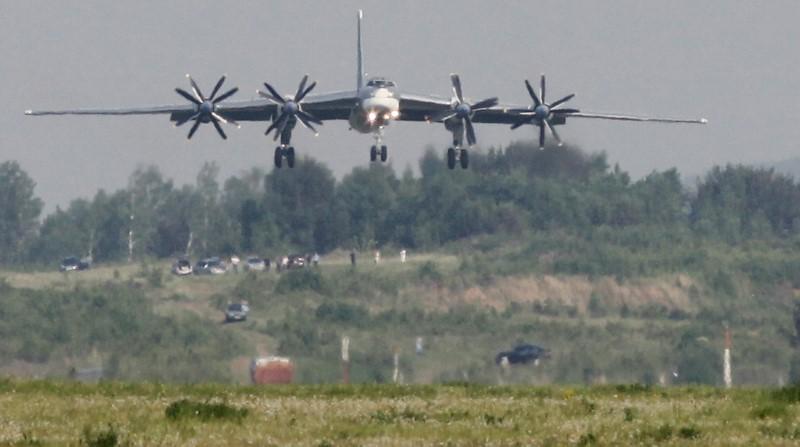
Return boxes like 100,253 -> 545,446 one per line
357,10 -> 364,91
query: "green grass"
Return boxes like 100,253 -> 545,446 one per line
0,380 -> 798,446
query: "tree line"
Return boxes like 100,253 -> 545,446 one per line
2,140 -> 800,265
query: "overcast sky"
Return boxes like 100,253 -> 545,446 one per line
2,0 -> 799,211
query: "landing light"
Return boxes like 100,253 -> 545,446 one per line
368,111 -> 377,122
390,110 -> 400,118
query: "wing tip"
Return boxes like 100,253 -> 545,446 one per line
24,110 -> 33,115
700,118 -> 708,124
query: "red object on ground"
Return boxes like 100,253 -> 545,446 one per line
250,357 -> 294,384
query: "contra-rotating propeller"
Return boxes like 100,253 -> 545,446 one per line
431,74 -> 498,146
258,75 -> 323,141
511,74 -> 579,149
174,75 -> 240,139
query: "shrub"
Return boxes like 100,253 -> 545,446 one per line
165,399 -> 248,423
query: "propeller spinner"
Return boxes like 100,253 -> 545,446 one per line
174,75 -> 240,139
511,74 -> 579,149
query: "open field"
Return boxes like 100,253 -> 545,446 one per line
1,380 -> 800,446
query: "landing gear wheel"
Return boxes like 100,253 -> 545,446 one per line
286,146 -> 296,168
447,148 -> 456,170
380,145 -> 388,162
370,145 -> 377,162
274,147 -> 283,169
460,149 -> 469,169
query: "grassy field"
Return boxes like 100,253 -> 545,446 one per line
1,380 -> 799,446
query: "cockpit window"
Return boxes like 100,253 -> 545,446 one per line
366,78 -> 396,88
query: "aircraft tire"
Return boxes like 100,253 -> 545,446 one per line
447,148 -> 456,170
380,145 -> 388,162
460,149 -> 469,169
274,147 -> 283,169
370,145 -> 377,162
287,146 -> 296,168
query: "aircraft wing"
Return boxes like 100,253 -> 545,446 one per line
25,90 -> 362,124
555,112 -> 707,124
396,92 -> 452,121
298,90 -> 359,121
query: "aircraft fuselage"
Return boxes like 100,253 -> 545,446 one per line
349,80 -> 400,134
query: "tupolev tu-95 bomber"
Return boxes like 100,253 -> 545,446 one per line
25,11 -> 707,170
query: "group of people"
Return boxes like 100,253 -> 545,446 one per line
349,249 -> 408,266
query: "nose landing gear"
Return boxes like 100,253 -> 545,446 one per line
369,128 -> 388,163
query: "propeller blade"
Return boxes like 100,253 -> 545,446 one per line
510,118 -> 529,130
550,93 -> 575,109
175,112 -> 200,127
175,88 -> 201,105
211,118 -> 227,140
544,120 -> 562,146
213,87 -> 238,104
187,75 -> 205,101
263,83 -> 286,104
540,74 -> 546,103
524,80 -> 541,107
264,113 -> 286,136
296,114 -> 318,134
211,112 -> 238,127
209,76 -> 226,101
431,110 -> 457,122
297,110 -> 323,125
187,118 -> 202,139
294,75 -> 309,102
296,81 -> 317,102
258,90 -> 283,104
551,108 -> 581,114
471,97 -> 499,110
539,123 -> 545,149
465,118 -> 477,146
451,74 -> 464,103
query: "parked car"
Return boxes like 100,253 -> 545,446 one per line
59,256 -> 90,272
224,302 -> 250,323
171,258 -> 193,276
195,257 -> 227,275
495,343 -> 550,365
287,254 -> 306,269
245,257 -> 266,272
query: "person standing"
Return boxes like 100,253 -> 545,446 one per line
350,249 -> 356,267
374,249 -> 381,264
400,249 -> 407,263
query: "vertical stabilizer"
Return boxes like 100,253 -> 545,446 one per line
357,10 -> 364,91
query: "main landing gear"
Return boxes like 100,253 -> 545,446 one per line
446,147 -> 469,170
274,146 -> 296,169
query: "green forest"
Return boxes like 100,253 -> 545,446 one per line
3,141 -> 800,264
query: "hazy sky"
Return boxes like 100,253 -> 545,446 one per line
2,0 -> 799,211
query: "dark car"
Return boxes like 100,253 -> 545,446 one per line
194,257 -> 227,275
59,256 -> 90,272
224,302 -> 250,323
495,343 -> 550,365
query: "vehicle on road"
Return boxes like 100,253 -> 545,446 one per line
245,257 -> 266,272
495,343 -> 550,365
171,258 -> 193,276
224,302 -> 249,323
195,257 -> 227,275
59,256 -> 90,272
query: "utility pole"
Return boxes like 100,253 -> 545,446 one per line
341,336 -> 350,385
128,192 -> 135,263
723,325 -> 732,389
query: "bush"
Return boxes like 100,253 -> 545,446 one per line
165,399 -> 249,422
276,268 -> 329,295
